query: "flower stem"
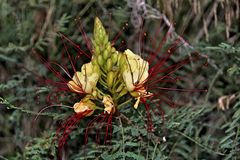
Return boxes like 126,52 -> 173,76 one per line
152,142 -> 158,160
96,87 -> 105,96
118,117 -> 125,160
117,98 -> 133,109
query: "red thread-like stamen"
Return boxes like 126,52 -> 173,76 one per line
58,32 -> 91,59
75,20 -> 93,55
104,112 -> 113,144
56,110 -> 92,159
141,100 -> 154,132
84,112 -> 106,144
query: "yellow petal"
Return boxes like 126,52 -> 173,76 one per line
134,97 -> 141,109
73,101 -> 94,116
67,80 -> 83,93
102,95 -> 115,114
122,49 -> 149,91
68,62 -> 100,94
122,71 -> 135,91
104,106 -> 113,114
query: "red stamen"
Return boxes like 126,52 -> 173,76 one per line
111,23 -> 128,46
75,19 -> 93,55
56,110 -> 92,159
84,112 -> 106,144
58,32 -> 91,59
141,100 -> 154,132
95,113 -> 108,144
156,87 -> 207,92
104,112 -> 113,144
59,34 -> 77,74
147,25 -> 173,65
148,39 -> 181,77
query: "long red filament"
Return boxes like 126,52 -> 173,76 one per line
57,110 -> 92,159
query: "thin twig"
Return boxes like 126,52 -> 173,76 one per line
118,117 -> 126,160
173,130 -> 225,156
0,97 -> 57,117
39,0 -> 55,40
195,2 -> 218,42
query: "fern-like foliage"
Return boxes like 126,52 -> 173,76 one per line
219,98 -> 240,159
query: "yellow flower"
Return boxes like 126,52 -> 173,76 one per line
102,95 -> 115,114
132,87 -> 153,109
122,49 -> 149,91
68,62 -> 99,94
73,99 -> 95,116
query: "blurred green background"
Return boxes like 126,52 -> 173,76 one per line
0,0 -> 239,159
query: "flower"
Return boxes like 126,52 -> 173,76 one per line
67,61 -> 100,94
122,49 -> 149,91
121,49 -> 153,109
73,98 -> 95,116
102,95 -> 115,114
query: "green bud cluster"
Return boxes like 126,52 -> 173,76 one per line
92,18 -> 118,69
89,17 -> 130,107
93,17 -> 109,48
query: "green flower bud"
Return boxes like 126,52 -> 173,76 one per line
111,47 -> 116,53
119,54 -> 126,67
93,17 -> 108,46
92,57 -> 98,66
95,46 -> 100,56
112,52 -> 118,65
103,35 -> 108,46
107,71 -> 114,88
97,55 -> 104,66
103,50 -> 109,60
106,58 -> 113,71
106,43 -> 111,51
99,34 -> 103,42
92,40 -> 97,49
